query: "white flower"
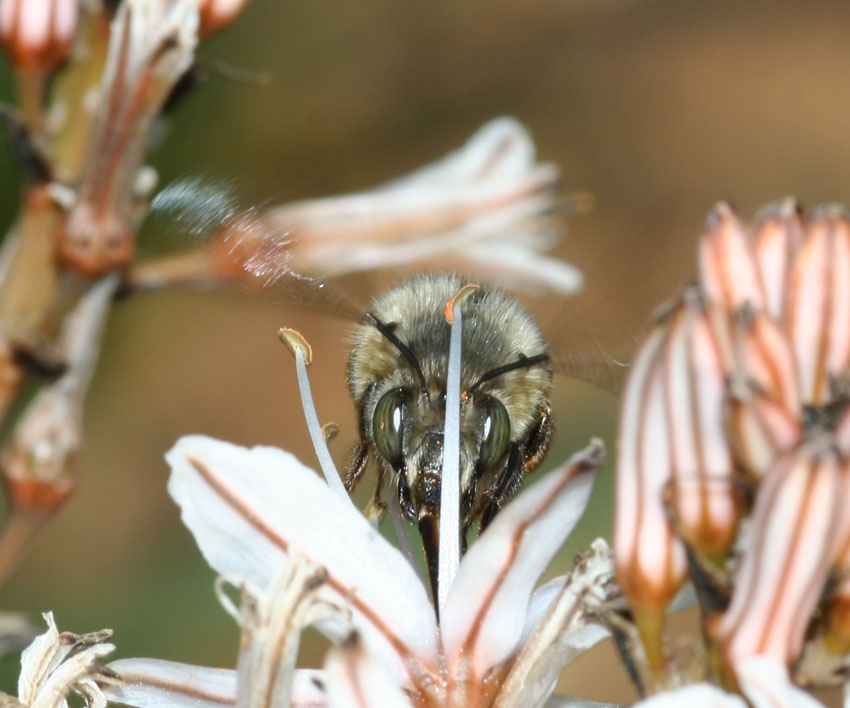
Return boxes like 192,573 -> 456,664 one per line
102,435 -> 613,708
100,305 -> 616,708
136,118 -> 584,297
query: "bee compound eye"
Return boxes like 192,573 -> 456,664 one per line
372,388 -> 408,466
479,396 -> 510,470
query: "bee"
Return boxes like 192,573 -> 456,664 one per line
346,273 -> 553,595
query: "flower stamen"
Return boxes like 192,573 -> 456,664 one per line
278,327 -> 346,498
438,285 -> 478,613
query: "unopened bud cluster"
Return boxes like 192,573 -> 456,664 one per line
615,199 -> 850,690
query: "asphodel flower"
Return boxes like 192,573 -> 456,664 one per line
613,199 -> 850,700
129,117 -> 583,297
99,291 -> 617,708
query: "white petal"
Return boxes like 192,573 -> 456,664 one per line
106,659 -> 327,708
632,684 -> 747,708
166,436 -> 438,681
106,658 -> 236,708
737,658 -> 826,708
442,440 -> 602,677
324,636 -> 413,708
18,613 -> 60,705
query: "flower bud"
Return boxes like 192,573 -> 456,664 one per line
1,382 -> 80,514
751,199 -> 803,321
727,384 -> 800,477
0,0 -> 80,74
725,308 -> 803,475
823,463 -> 850,653
198,0 -> 249,36
699,203 -> 765,312
788,206 -> 850,406
663,289 -> 738,557
615,320 -> 687,668
717,440 -> 845,670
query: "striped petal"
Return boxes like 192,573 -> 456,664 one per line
106,658 -> 328,708
323,635 -> 413,708
441,440 -> 602,681
165,436 -> 438,684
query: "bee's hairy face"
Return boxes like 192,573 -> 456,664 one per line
347,274 -> 553,529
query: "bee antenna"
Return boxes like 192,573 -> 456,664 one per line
365,313 -> 428,391
469,352 -> 551,393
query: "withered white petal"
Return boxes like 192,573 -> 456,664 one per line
33,642 -> 114,708
323,636 -> 413,708
166,436 -> 438,680
441,440 -> 602,677
497,540 -> 614,708
18,612 -> 60,704
737,657 -> 826,708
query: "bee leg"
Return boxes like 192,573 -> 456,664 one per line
418,512 -> 441,609
520,403 -> 554,474
344,441 -> 369,492
479,446 -> 525,531
364,468 -> 388,524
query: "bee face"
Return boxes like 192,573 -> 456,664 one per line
346,273 -> 554,541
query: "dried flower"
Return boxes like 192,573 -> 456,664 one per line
0,612 -> 116,708
57,0 -> 199,276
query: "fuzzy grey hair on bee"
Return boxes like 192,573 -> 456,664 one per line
346,273 -> 553,596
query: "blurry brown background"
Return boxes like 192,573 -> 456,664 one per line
1,0 -> 850,704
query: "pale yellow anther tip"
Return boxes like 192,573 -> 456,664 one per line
278,327 -> 313,365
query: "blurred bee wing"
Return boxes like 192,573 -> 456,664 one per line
553,343 -> 631,395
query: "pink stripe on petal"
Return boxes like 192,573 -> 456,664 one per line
790,214 -> 835,405
442,441 -> 601,678
752,199 -> 804,321
699,204 -> 764,311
